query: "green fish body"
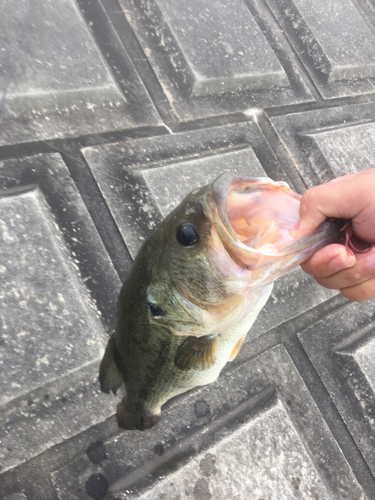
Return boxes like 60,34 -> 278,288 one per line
100,173 -> 342,430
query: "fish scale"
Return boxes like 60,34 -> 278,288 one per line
99,173 -> 344,430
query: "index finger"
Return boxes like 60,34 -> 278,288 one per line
301,243 -> 356,278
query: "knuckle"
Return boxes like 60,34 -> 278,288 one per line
301,251 -> 333,278
300,261 -> 314,275
299,187 -> 319,216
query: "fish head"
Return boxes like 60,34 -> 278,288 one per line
146,182 -> 236,337
146,173 -> 341,338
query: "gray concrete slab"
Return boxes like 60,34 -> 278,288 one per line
266,0 -> 375,97
0,0 -> 161,146
52,346 -> 364,499
115,0 -> 313,120
1,0 -> 375,499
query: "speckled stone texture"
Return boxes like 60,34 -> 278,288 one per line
266,0 -> 375,97
1,0 -> 375,499
0,0 -> 161,145
52,346 -> 363,499
0,154 -> 120,473
299,298 -> 375,476
116,0 -> 313,119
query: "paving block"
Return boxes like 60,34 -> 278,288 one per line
0,0 -> 161,146
271,103 -> 375,186
82,122 -> 287,256
111,0 -> 313,121
266,0 -> 375,97
0,153 -> 120,472
299,301 -> 375,475
51,346 -> 363,499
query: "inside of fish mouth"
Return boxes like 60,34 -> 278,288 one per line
225,184 -> 300,250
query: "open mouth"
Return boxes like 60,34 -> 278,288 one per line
205,174 -> 342,276
226,182 -> 301,250
214,175 -> 301,252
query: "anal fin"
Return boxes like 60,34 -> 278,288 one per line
99,336 -> 124,395
175,335 -> 217,371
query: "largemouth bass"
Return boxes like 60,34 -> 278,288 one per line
99,173 -> 342,430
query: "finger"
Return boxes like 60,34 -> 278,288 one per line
340,276 -> 375,302
300,244 -> 356,278
291,169 -> 375,239
328,173 -> 357,184
315,249 -> 375,290
293,181 -> 361,238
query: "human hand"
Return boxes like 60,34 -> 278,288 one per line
290,169 -> 375,302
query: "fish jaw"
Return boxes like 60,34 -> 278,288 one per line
147,282 -> 205,335
205,173 -> 342,290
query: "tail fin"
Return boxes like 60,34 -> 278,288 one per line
117,402 -> 160,430
99,337 -> 124,395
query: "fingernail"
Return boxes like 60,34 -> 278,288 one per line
328,255 -> 351,271
367,248 -> 375,268
290,219 -> 300,238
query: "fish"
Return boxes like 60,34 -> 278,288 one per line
99,172 -> 343,430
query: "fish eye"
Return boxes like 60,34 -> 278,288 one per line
176,222 -> 199,247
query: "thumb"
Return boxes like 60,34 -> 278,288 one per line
290,177 -> 359,238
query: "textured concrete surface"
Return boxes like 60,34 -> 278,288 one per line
1,0 -> 375,499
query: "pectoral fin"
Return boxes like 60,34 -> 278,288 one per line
228,334 -> 246,362
175,335 -> 217,371
99,336 -> 124,395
